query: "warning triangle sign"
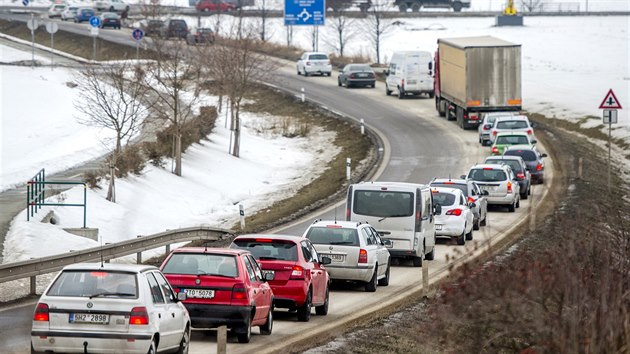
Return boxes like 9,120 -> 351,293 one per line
599,89 -> 622,109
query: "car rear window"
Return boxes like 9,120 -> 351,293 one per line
496,120 -> 528,129
305,227 -> 360,246
505,149 -> 537,161
47,270 -> 138,298
430,183 -> 468,196
353,190 -> 414,218
468,168 -> 507,182
232,239 -> 298,261
309,54 -> 328,60
431,192 -> 456,207
496,135 -> 529,145
485,159 -> 523,173
162,253 -> 238,277
351,65 -> 372,71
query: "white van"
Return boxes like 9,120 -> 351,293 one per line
385,51 -> 435,99
346,182 -> 437,267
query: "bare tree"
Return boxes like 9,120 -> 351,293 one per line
202,25 -> 278,157
74,62 -> 151,202
144,39 -> 201,176
520,0 -> 544,12
258,0 -> 269,42
324,2 -> 357,57
366,0 -> 395,64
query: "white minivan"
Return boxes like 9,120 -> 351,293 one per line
346,182 -> 437,267
385,51 -> 435,99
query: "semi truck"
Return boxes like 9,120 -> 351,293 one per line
434,36 -> 522,130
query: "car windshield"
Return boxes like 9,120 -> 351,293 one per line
486,159 -> 522,173
309,54 -> 328,60
505,149 -> 537,161
47,270 -> 138,298
430,183 -> 467,196
431,192 -> 456,207
231,240 -> 298,261
305,227 -> 360,246
496,120 -> 528,129
468,168 -> 507,182
496,135 -> 529,145
353,190 -> 413,218
162,253 -> 238,277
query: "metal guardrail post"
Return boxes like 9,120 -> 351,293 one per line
83,183 -> 87,228
137,236 -> 142,264
30,276 -> 36,295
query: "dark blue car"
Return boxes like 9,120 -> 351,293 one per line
74,7 -> 95,23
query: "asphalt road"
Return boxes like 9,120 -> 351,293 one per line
0,18 -> 554,354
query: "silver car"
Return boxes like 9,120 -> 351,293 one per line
296,52 -> 332,77
430,178 -> 488,230
303,220 -> 391,292
466,164 -> 521,212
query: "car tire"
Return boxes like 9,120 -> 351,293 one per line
315,287 -> 329,315
429,91 -> 435,98
147,339 -> 157,354
457,230 -> 466,245
385,84 -> 392,96
412,255 -> 422,267
31,343 -> 42,354
398,88 -> 404,99
297,290 -> 312,322
236,315 -> 252,343
337,79 -> 342,87
304,71 -> 310,77
465,228 -> 473,241
521,191 -> 528,200
516,197 -> 521,208
176,325 -> 190,354
473,218 -> 480,230
378,261 -> 390,286
425,244 -> 435,260
365,265 -> 377,292
480,213 -> 487,226
508,202 -> 516,212
259,304 -> 273,335
326,72 -> 331,77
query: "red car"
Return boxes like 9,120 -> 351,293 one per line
195,0 -> 236,12
230,234 -> 331,322
160,247 -> 274,343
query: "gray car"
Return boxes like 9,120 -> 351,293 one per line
430,178 -> 488,230
504,144 -> 548,184
338,64 -> 376,88
484,155 -> 531,199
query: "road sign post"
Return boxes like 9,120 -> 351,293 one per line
89,16 -> 101,61
599,89 -> 622,192
45,22 -> 58,70
285,0 -> 325,50
26,13 -> 38,68
132,28 -> 144,61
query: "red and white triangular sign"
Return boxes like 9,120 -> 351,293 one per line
599,89 -> 622,109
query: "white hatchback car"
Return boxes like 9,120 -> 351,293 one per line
431,187 -> 474,245
466,164 -> 521,212
296,52 -> 332,77
61,6 -> 79,21
303,220 -> 391,292
478,111 -> 517,146
489,115 -> 536,144
31,263 -> 191,354
48,4 -> 67,18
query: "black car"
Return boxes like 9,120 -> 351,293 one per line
160,19 -> 189,39
504,145 -> 548,184
338,64 -> 376,88
99,12 -> 121,29
141,19 -> 164,36
484,155 -> 531,199
186,27 -> 215,45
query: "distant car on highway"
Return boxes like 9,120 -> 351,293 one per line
431,186 -> 474,245
48,4 -> 66,18
160,247 -> 274,343
338,63 -> 376,88
195,0 -> 237,12
31,263 -> 190,354
484,155 -> 531,199
60,6 -> 79,21
230,234 -> 331,322
302,220 -> 391,292
187,27 -> 215,45
296,52 -> 332,77
140,19 -> 164,36
504,144 -> 548,184
430,178 -> 488,230
466,163 -> 521,212
160,19 -> 189,39
99,12 -> 121,29
74,7 -> 95,23
478,111 -> 517,146
95,0 -> 129,12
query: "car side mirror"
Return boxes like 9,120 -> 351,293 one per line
381,239 -> 393,247
263,272 -> 275,281
541,153 -> 548,158
177,291 -> 187,302
320,256 -> 332,265
433,204 -> 442,215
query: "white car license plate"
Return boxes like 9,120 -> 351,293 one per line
435,224 -> 443,231
69,313 -> 109,324
481,186 -> 496,191
184,289 -> 215,298
323,253 -> 344,262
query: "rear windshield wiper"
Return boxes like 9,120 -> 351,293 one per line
88,292 -> 135,298
197,272 -> 234,278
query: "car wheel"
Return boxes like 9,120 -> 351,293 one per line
147,339 -> 157,354
297,290 -> 312,322
398,88 -> 405,99
516,197 -> 521,208
304,70 -> 310,77
521,191 -> 528,200
473,218 -> 480,230
480,212 -> 487,226
412,255 -> 422,267
259,304 -> 273,335
365,265 -> 377,292
326,72 -> 331,77
508,201 -> 516,212
297,67 -> 301,75
337,78 -> 342,87
378,261 -> 390,286
424,244 -> 435,261
176,325 -> 190,354
315,287 -> 329,315
457,230 -> 466,245
236,315 -> 252,343
429,91 -> 435,98
528,186 -> 531,195
385,84 -> 392,96
466,228 -> 473,241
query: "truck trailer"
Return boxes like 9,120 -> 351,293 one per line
434,36 -> 522,130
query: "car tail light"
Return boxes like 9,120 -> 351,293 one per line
516,172 -> 525,179
526,129 -> 533,134
255,238 -> 273,243
492,131 -> 497,136
507,181 -> 513,193
483,167 -> 493,171
33,303 -> 49,322
469,113 -> 479,120
346,207 -> 351,220
492,146 -> 499,154
358,249 -> 368,263
231,283 -> 247,300
446,208 -> 462,216
467,197 -> 475,204
290,266 -> 305,279
536,163 -> 543,171
349,73 -> 356,79
129,307 -> 149,325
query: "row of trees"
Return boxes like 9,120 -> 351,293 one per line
75,20 -> 275,202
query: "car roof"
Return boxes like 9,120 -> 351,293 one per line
495,131 -> 529,137
504,144 -> 536,151
354,181 -> 428,189
431,178 -> 469,185
303,51 -> 327,55
62,262 -> 157,273
234,234 -> 303,243
495,115 -> 529,122
430,186 -> 463,196
470,163 -> 511,171
485,155 -> 525,162
172,247 -> 247,256
309,220 -> 369,229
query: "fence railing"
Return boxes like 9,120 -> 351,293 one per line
27,169 -> 88,228
0,226 -> 234,294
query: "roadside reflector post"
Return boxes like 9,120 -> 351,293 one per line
239,204 -> 245,231
136,236 -> 142,264
301,87 -> 305,103
360,118 -> 365,135
346,158 -> 351,180
217,325 -> 227,354
422,262 -> 429,292
30,276 -> 36,295
165,244 -> 170,256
